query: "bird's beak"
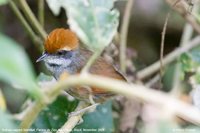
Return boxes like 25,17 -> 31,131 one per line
36,53 -> 48,62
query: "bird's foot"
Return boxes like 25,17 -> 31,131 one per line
68,103 -> 100,118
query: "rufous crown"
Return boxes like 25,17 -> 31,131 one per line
44,28 -> 78,53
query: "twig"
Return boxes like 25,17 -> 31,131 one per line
170,4 -> 198,96
170,23 -> 193,96
20,74 -> 200,132
160,12 -> 170,78
119,0 -> 134,73
58,102 -> 89,133
136,36 -> 200,80
81,0 -> 107,74
160,0 -> 180,79
145,74 -> 160,88
81,48 -> 104,73
52,74 -> 200,125
165,0 -> 200,34
18,0 -> 47,40
8,0 -> 43,52
119,99 -> 140,133
38,0 -> 45,27
20,101 -> 45,133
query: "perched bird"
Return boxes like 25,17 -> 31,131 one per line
37,28 -> 125,103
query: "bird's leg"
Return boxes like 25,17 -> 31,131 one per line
89,94 -> 95,105
68,86 -> 100,117
68,103 -> 100,117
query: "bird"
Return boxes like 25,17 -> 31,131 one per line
37,28 -> 126,104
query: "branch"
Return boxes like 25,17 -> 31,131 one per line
18,0 -> 47,40
81,48 -> 104,74
170,23 -> 193,96
8,0 -> 43,52
20,74 -> 200,132
20,101 -> 45,133
165,0 -> 200,34
119,0 -> 134,73
52,74 -> 200,125
160,12 -> 170,77
160,0 -> 180,78
37,0 -> 45,27
136,36 -> 200,80
170,4 -> 199,96
57,102 -> 88,133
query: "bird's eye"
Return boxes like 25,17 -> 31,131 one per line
57,51 -> 65,55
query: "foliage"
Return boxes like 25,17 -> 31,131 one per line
46,0 -> 119,51
180,52 -> 200,83
0,0 -> 7,5
0,110 -> 18,131
0,34 -> 41,98
1,0 -> 200,132
73,101 -> 113,133
32,95 -> 78,132
0,0 -> 119,131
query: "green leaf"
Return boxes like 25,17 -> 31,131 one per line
180,53 -> 199,72
32,95 -> 78,132
32,97 -> 113,132
0,0 -> 8,5
0,34 -> 41,98
46,0 -> 119,51
0,110 -> 18,132
73,101 -> 113,133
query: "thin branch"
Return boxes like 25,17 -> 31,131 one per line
136,36 -> 200,80
18,0 -> 47,40
38,0 -> 45,27
81,48 -> 104,73
165,0 -> 200,34
8,0 -> 43,52
170,4 -> 199,96
160,12 -> 170,79
119,0 -> 134,73
145,74 -> 160,88
58,102 -> 88,133
52,74 -> 200,125
160,0 -> 180,79
171,24 -> 193,95
20,101 -> 45,133
20,74 -> 200,131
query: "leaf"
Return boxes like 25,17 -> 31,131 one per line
73,101 -> 113,133
32,95 -> 78,132
0,0 -> 8,5
0,110 -> 18,132
0,34 -> 41,98
180,53 -> 195,72
32,97 -> 113,132
46,0 -> 119,51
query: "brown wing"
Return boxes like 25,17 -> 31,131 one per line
76,48 -> 126,95
89,56 -> 126,94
